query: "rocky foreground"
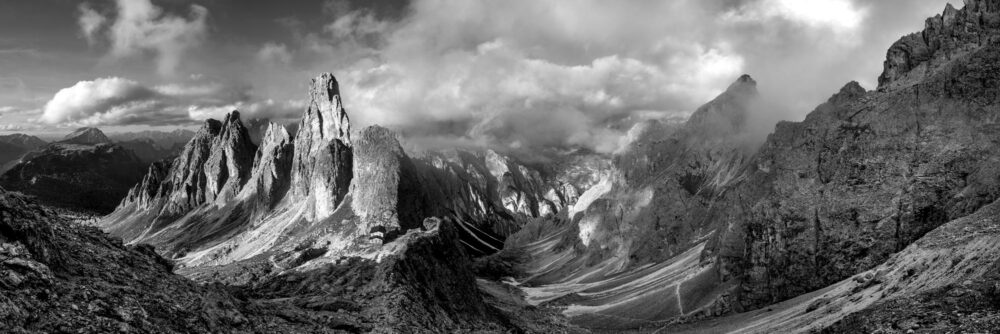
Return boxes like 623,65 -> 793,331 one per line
1,187 -> 574,333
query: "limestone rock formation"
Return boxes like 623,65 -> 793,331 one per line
291,73 -> 353,221
161,112 -> 257,215
101,72 -> 585,269
349,126 -> 426,242
879,0 -> 1000,90
237,122 -> 294,212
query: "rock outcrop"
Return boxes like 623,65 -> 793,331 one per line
349,126 -> 426,242
878,0 -> 1000,90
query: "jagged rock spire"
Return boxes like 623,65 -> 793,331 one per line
162,111 -> 257,214
308,73 -> 352,145
291,73 -> 354,220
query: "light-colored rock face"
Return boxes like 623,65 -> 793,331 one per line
237,122 -> 294,211
291,73 -> 353,220
161,111 -> 257,214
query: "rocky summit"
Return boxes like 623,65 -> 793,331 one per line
4,1 -> 1000,333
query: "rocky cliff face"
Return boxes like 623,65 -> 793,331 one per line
504,3 -> 1000,329
712,0 -> 1000,311
290,73 -> 353,221
158,112 -> 257,215
349,126 -> 426,242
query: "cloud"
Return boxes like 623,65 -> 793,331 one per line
235,0 -> 964,155
76,0 -> 209,76
39,77 -> 301,127
41,77 -> 159,125
0,124 -> 36,131
280,0 -> 751,153
78,3 -> 106,45
722,0 -> 867,32
257,43 -> 293,65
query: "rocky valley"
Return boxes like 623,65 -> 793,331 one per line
2,0 -> 1000,333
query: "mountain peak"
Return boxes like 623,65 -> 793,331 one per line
307,72 -> 351,145
725,74 -> 757,96
59,127 -> 111,145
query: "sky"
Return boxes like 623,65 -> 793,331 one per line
0,0 -> 963,150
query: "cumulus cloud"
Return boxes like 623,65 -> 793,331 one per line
76,0 -> 208,76
41,78 -> 159,125
39,77 -> 301,127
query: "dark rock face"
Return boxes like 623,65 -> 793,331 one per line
878,0 -> 1000,90
711,1 -> 1000,311
0,142 -> 146,213
350,126 -> 426,241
